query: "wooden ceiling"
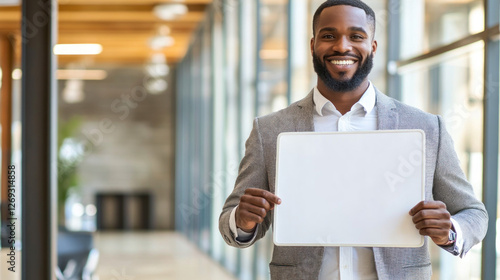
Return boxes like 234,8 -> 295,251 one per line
0,0 -> 212,66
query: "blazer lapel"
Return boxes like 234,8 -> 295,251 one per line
375,89 -> 399,130
294,90 -> 315,132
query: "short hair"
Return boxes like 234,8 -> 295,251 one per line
312,0 -> 376,38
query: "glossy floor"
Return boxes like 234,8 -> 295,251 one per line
94,231 -> 236,280
1,231 -> 236,280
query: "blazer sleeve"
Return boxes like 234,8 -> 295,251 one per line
432,115 -> 488,257
219,118 -> 272,248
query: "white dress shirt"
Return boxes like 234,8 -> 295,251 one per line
229,82 -> 464,279
313,83 -> 379,280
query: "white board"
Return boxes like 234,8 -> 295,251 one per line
273,130 -> 425,247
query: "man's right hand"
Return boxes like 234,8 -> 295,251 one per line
236,188 -> 281,232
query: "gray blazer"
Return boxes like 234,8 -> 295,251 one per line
219,89 -> 488,280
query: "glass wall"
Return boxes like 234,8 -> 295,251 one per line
257,0 -> 289,116
399,42 -> 485,280
400,0 -> 484,59
395,0 -> 498,279
175,1 -> 291,279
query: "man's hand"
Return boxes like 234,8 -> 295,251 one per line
409,200 -> 452,246
236,188 -> 281,232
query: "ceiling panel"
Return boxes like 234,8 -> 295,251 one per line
62,0 -> 212,4
0,1 -> 211,66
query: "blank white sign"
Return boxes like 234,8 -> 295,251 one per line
273,130 -> 425,247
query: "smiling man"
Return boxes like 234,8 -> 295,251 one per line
219,1 -> 488,279
312,3 -> 376,110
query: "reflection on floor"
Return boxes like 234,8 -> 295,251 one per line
94,231 -> 236,280
0,248 -> 20,280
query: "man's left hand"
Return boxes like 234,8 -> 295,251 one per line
409,200 -> 452,246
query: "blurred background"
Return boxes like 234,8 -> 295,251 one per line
0,0 -> 498,279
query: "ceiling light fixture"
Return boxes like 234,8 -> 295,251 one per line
62,79 -> 85,104
53,44 -> 103,55
158,25 -> 171,36
151,53 -> 167,64
146,78 -> 168,94
146,63 -> 170,77
149,35 -> 175,50
57,69 -> 108,80
12,69 -> 108,80
153,4 -> 188,20
12,69 -> 22,80
0,0 -> 20,6
145,52 -> 170,78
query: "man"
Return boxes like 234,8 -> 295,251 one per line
219,0 -> 488,279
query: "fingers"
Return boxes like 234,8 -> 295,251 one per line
244,188 -> 282,205
236,188 -> 281,231
411,208 -> 451,224
238,204 -> 267,224
409,200 -> 452,245
235,206 -> 260,232
410,200 -> 450,224
413,217 -> 452,231
240,195 -> 273,212
418,228 -> 450,245
409,200 -> 446,215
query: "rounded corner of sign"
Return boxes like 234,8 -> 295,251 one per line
277,132 -> 292,141
277,132 -> 285,142
272,226 -> 279,243
413,129 -> 426,138
419,236 -> 425,246
412,237 -> 425,248
272,237 -> 285,246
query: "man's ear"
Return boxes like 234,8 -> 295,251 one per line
310,37 -> 315,56
371,39 -> 378,57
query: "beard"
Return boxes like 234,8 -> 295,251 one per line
313,50 -> 374,92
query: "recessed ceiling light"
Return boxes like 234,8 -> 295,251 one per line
12,69 -> 22,80
151,53 -> 167,64
158,25 -> 171,36
57,69 -> 108,80
62,79 -> 85,104
12,68 -> 108,80
146,78 -> 168,94
153,4 -> 188,20
149,35 -> 175,50
53,44 -> 103,55
0,0 -> 20,6
146,64 -> 170,78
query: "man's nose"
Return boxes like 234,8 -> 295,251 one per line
332,36 -> 352,53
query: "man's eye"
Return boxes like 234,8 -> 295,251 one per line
322,34 -> 334,39
351,35 -> 364,40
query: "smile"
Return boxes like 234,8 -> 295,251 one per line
329,60 -> 356,65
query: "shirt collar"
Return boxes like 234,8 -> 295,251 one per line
313,82 -> 376,116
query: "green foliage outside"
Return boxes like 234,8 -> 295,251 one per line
57,117 -> 84,225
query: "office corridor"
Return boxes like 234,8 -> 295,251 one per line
0,0 -> 497,279
94,232 -> 236,280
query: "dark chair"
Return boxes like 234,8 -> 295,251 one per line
56,230 -> 99,280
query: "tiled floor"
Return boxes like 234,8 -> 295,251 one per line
94,231 -> 236,280
0,248 -> 20,280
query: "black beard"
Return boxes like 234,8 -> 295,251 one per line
313,51 -> 374,92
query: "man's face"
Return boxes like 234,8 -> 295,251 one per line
311,5 -> 377,92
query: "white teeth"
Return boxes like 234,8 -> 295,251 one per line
330,60 -> 355,65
